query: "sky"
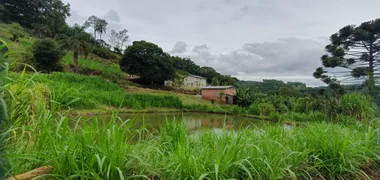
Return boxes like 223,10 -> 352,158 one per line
62,0 -> 380,87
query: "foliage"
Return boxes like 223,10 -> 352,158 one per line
8,72 -> 184,110
61,54 -> 121,74
3,106 -> 379,179
210,99 -> 216,104
92,46 -> 117,59
340,93 -> 376,120
33,39 -> 63,73
0,40 -> 8,123
83,16 -> 108,39
314,18 -> 380,96
236,88 -> 257,107
109,29 -> 129,52
171,56 -> 238,86
250,103 -> 276,116
120,41 -> 175,84
1,0 -> 70,36
218,91 -> 225,102
56,24 -> 93,71
8,23 -> 24,42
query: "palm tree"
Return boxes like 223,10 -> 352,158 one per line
56,24 -> 93,72
95,19 -> 107,39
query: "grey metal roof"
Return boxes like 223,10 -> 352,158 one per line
187,74 -> 207,79
201,86 -> 235,90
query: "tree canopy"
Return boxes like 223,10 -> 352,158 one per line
1,0 -> 70,37
314,18 -> 380,96
120,41 -> 175,84
33,39 -> 63,73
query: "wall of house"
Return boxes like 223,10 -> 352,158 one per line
183,76 -> 206,88
201,88 -> 236,102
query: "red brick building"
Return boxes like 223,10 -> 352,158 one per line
201,86 -> 237,104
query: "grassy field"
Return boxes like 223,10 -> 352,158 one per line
62,54 -> 121,74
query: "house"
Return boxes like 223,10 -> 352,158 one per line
165,74 -> 207,89
201,86 -> 237,104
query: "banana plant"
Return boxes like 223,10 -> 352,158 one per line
0,40 -> 9,122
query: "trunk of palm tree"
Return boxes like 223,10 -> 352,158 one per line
94,29 -> 97,39
73,50 -> 79,72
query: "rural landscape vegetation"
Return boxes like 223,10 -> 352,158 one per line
1,0 -> 380,179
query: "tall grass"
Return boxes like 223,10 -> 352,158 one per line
2,73 -> 380,179
4,114 -> 379,179
62,54 -> 121,74
8,72 -> 184,110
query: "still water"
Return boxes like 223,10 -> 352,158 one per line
95,112 -> 272,132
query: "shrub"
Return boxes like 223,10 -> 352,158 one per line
210,99 -> 215,104
340,93 -> 376,121
9,23 -> 24,42
33,39 -> 63,73
257,103 -> 276,116
92,46 -> 118,60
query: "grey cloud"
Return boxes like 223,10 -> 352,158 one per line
178,38 -> 325,85
102,10 -> 120,23
171,41 -> 188,53
193,44 -> 210,52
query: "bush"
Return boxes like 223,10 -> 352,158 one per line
33,39 -> 63,73
9,23 -> 24,42
92,46 -> 117,60
257,103 -> 276,116
210,99 -> 215,104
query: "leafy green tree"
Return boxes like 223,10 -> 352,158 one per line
1,0 -> 70,36
171,56 -> 200,75
314,18 -> 380,96
109,29 -> 129,51
33,0 -> 71,37
236,88 -> 257,107
120,41 -> 175,84
279,85 -> 301,97
33,39 -> 63,73
84,16 -> 108,39
56,24 -> 93,72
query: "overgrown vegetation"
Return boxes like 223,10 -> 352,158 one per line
33,39 -> 63,73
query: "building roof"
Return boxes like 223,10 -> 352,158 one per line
201,86 -> 235,90
187,74 -> 207,79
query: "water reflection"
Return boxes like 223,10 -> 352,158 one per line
97,112 -> 271,132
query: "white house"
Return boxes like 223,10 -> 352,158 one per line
165,74 -> 207,88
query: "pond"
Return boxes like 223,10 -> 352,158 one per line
94,112 -> 272,133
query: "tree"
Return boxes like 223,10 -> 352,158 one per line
1,0 -> 70,35
236,88 -> 257,107
314,18 -> 380,96
56,24 -> 93,72
84,16 -> 108,39
33,0 -> 71,37
33,39 -> 63,73
120,41 -> 175,84
109,29 -> 129,52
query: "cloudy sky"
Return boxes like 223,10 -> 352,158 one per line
62,0 -> 380,87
